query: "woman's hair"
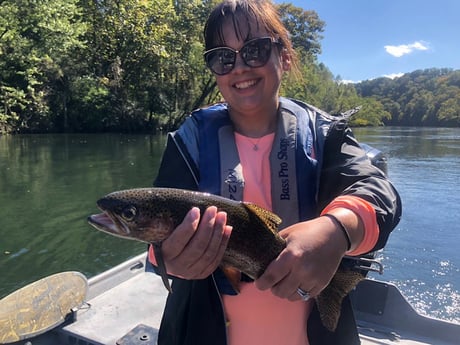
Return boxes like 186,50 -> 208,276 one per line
204,0 -> 300,76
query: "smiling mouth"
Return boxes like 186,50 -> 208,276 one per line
234,79 -> 258,89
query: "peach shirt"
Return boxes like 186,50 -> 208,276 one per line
223,133 -> 311,345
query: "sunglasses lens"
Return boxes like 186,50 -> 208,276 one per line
241,38 -> 272,67
204,37 -> 275,75
205,48 -> 236,75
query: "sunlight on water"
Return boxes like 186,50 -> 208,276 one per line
355,127 -> 460,322
372,250 -> 460,322
399,279 -> 460,323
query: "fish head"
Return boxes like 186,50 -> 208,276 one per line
88,189 -> 177,243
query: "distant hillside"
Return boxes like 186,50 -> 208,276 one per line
355,68 -> 460,126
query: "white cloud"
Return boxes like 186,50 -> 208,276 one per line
339,73 -> 404,84
384,41 -> 429,57
339,79 -> 356,84
383,73 -> 404,79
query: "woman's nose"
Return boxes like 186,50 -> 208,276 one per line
231,54 -> 251,73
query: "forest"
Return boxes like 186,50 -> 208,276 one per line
1,0 -> 459,134
355,68 -> 460,127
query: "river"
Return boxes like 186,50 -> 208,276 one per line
0,127 -> 459,322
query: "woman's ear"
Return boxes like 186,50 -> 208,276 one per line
281,48 -> 291,71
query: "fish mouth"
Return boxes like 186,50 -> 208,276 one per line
87,211 -> 131,238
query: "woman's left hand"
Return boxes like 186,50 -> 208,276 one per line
255,216 -> 349,301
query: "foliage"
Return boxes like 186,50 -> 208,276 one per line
277,3 -> 324,58
1,1 -> 457,133
355,68 -> 460,126
0,0 -> 86,133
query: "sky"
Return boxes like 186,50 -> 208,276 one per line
278,0 -> 460,83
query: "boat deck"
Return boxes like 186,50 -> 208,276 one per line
8,253 -> 460,345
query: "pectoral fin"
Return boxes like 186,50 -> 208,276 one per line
153,242 -> 173,293
221,266 -> 242,293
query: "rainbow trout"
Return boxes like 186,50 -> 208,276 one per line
88,187 -> 365,331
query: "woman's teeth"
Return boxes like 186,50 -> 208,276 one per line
235,80 -> 257,89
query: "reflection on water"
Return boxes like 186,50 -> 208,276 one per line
0,134 -> 166,295
1,128 -> 459,322
354,127 -> 460,322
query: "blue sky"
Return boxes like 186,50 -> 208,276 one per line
278,0 -> 460,82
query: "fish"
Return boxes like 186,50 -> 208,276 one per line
87,187 -> 365,331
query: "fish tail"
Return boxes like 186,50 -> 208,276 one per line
316,269 -> 365,331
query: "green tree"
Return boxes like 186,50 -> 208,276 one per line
75,0 -> 175,131
437,96 -> 460,125
355,68 -> 460,126
152,0 -> 219,130
277,3 -> 324,59
277,3 -> 327,105
75,0 -> 218,132
0,0 -> 86,133
435,71 -> 460,126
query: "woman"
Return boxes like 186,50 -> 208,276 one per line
149,1 -> 402,344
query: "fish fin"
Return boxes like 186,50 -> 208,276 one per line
243,203 -> 282,232
221,266 -> 242,294
153,242 -> 173,294
316,268 -> 365,331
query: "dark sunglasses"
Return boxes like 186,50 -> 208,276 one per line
204,37 -> 282,76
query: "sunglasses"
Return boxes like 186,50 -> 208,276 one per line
204,37 -> 281,76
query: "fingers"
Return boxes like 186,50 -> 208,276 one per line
255,219 -> 344,301
161,206 -> 231,279
196,212 -> 231,278
255,248 -> 318,301
255,249 -> 291,291
256,259 -> 321,301
174,206 -> 219,262
161,207 -> 201,259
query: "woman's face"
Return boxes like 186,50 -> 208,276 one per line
214,19 -> 290,117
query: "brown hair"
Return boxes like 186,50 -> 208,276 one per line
204,0 -> 300,76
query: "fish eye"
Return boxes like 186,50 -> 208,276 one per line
121,206 -> 137,221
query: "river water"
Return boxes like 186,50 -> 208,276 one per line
0,128 -> 459,322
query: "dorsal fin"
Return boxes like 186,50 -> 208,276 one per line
242,203 -> 282,233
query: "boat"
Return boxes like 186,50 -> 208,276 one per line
2,251 -> 459,345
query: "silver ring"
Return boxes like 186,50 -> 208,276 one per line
296,287 -> 310,301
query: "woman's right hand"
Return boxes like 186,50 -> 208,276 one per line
157,206 -> 232,279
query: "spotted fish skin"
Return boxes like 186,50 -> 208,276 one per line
88,187 -> 285,279
88,187 -> 364,331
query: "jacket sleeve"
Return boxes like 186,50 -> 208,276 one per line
317,118 -> 402,253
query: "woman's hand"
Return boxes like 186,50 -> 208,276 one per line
157,206 -> 232,280
255,216 -> 349,301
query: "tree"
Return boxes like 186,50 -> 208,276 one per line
277,3 -> 327,105
0,0 -> 86,133
355,68 -> 460,126
277,3 -> 324,59
75,0 -> 176,131
151,0 -> 219,130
